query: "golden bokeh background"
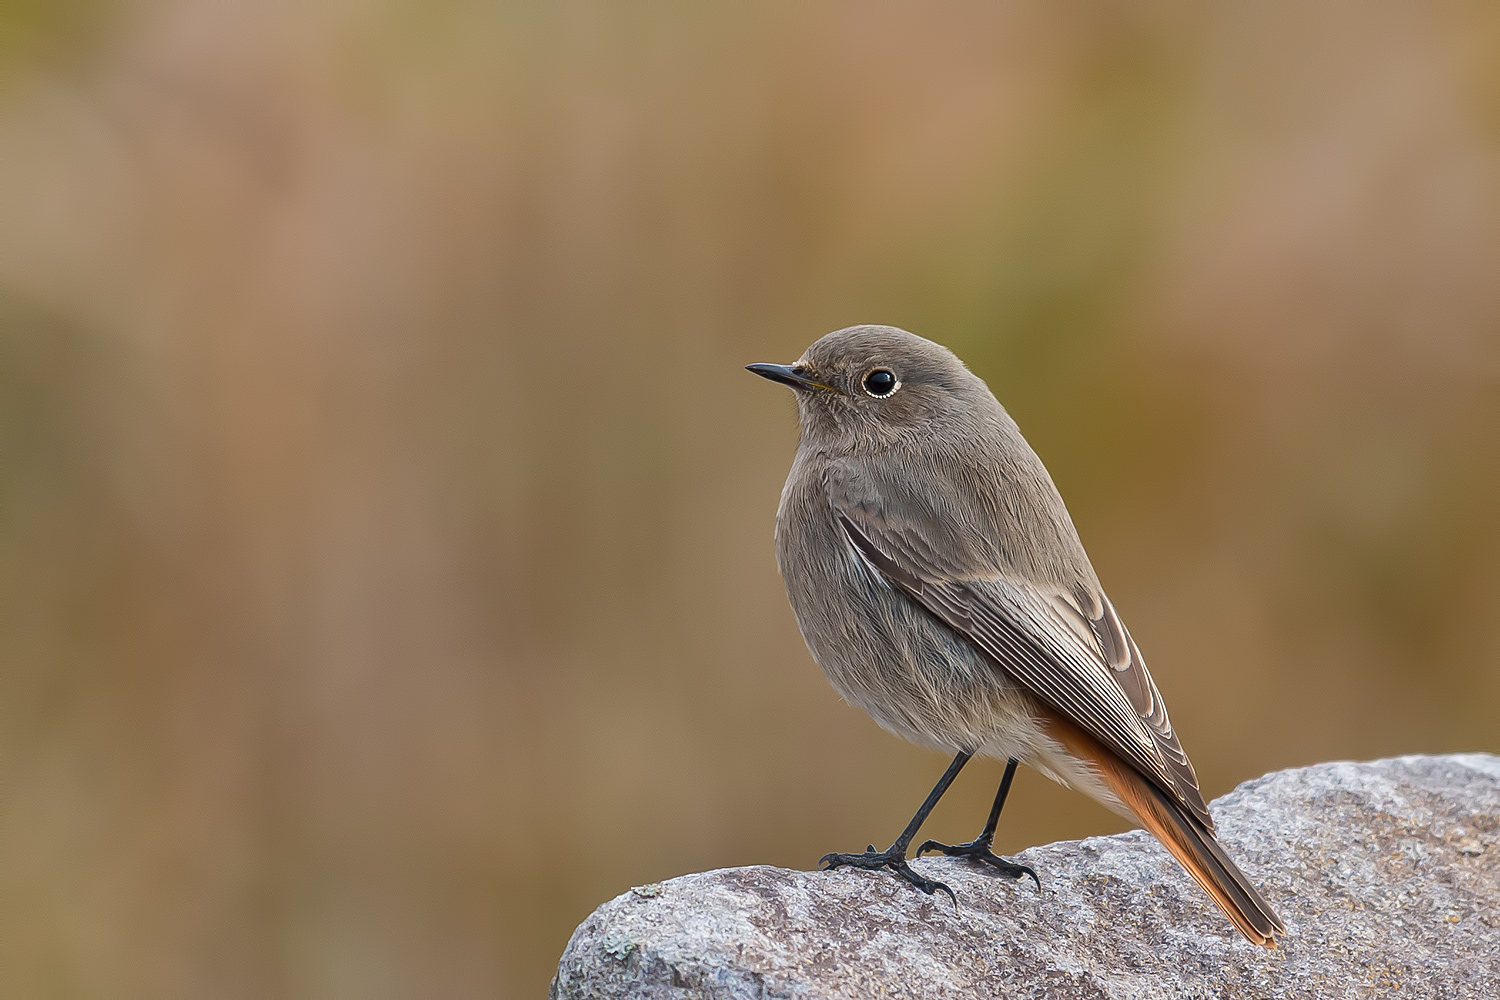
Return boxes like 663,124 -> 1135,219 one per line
2,2 -> 1498,997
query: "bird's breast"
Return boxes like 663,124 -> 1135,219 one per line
773,457 -> 1030,752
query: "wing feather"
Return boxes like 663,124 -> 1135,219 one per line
834,497 -> 1213,830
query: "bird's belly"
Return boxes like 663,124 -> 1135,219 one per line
784,531 -> 1040,755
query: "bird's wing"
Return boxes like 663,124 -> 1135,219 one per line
827,459 -> 1213,830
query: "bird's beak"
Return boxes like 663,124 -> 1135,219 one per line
745,363 -> 842,394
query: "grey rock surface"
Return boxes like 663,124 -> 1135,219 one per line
552,755 -> 1500,999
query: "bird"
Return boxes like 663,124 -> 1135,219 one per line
747,325 -> 1285,947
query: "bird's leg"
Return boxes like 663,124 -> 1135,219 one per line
819,751 -> 971,905
916,757 -> 1039,889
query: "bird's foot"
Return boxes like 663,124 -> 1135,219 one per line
916,835 -> 1040,890
819,844 -> 956,905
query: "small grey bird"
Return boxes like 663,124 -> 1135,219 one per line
748,325 -> 1284,947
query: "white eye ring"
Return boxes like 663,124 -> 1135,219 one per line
862,368 -> 900,397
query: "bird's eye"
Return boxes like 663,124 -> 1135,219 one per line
862,368 -> 899,397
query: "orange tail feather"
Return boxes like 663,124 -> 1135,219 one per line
1045,715 -> 1286,947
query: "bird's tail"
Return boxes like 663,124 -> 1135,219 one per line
1090,746 -> 1286,948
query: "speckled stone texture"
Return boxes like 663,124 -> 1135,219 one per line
551,755 -> 1500,999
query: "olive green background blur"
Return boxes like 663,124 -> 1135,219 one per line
2,2 -> 1498,997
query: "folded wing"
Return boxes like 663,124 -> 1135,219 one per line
828,458 -> 1213,829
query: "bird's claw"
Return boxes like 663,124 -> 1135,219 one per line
819,847 -> 957,907
916,836 -> 1040,890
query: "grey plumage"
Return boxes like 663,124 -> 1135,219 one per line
751,325 -> 1284,947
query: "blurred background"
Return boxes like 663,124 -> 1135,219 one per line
2,1 -> 1498,996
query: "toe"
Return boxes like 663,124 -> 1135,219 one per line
927,879 -> 957,907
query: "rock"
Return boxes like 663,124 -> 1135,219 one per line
551,755 -> 1500,999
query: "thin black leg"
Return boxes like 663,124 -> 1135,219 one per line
917,758 -> 1039,889
819,751 -> 972,904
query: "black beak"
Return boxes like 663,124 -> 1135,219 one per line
745,363 -> 841,393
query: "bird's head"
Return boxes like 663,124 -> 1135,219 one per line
747,325 -> 993,448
